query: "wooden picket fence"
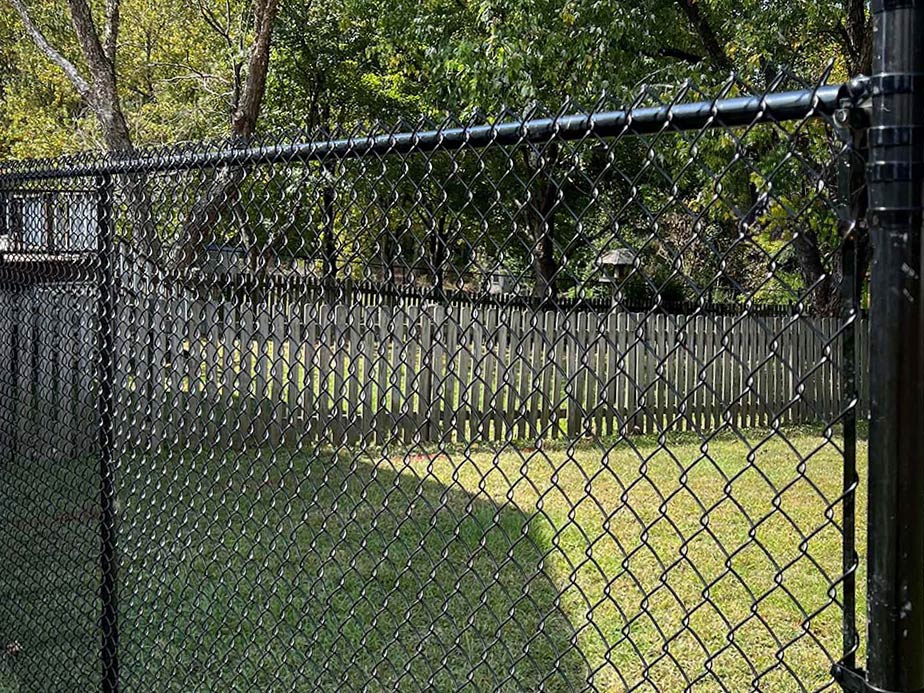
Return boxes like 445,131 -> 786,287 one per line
0,286 -> 99,461
0,288 -> 871,459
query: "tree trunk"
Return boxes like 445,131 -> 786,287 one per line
167,0 -> 279,273
319,100 -> 337,282
87,67 -> 165,266
793,227 -> 839,314
521,146 -> 560,302
429,212 -> 447,298
530,175 -> 559,301
675,0 -> 732,71
230,0 -> 278,140
321,161 -> 337,281
166,167 -> 246,272
844,0 -> 872,76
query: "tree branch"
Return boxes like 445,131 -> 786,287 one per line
67,0 -> 112,84
196,0 -> 235,50
230,0 -> 279,139
642,46 -> 706,65
7,0 -> 91,98
103,0 -> 120,65
674,0 -> 732,71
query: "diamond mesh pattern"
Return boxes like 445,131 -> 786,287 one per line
0,76 -> 864,692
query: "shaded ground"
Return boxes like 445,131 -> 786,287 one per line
0,448 -> 100,693
0,427 -> 865,691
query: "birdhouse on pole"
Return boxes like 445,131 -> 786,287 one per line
596,248 -> 637,282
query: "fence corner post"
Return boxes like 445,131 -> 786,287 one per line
865,0 -> 924,689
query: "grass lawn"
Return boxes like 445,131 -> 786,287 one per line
0,426 -> 865,692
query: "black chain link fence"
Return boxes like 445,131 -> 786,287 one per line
0,75 -> 868,691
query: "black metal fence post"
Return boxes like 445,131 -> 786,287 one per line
96,173 -> 119,693
865,0 -> 924,689
835,96 -> 868,675
7,292 -> 19,466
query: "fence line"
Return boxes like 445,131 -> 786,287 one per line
173,271 -> 823,316
1,289 -> 869,459
0,73 -> 888,691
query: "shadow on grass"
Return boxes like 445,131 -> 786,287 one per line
0,450 -> 100,693
0,447 -> 589,691
0,426 -> 859,692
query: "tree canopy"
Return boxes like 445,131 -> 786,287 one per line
1,0 -> 867,155
0,0 -> 870,309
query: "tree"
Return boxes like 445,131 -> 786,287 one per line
5,0 -> 279,269
6,0 -> 279,150
258,0 -> 426,282
350,0 -> 871,307
4,0 -> 872,307
165,0 -> 280,271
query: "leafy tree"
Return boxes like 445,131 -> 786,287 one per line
335,0 -> 870,307
2,0 -> 872,308
4,0 -> 281,268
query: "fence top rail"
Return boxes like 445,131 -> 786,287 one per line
0,82 -> 857,182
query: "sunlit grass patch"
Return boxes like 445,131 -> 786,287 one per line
0,426 -> 864,692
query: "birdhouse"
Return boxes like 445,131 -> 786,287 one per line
596,247 -> 637,282
485,269 -> 516,295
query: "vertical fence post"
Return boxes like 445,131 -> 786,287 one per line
96,173 -> 119,693
835,96 -> 867,674
7,291 -> 19,466
865,0 -> 924,689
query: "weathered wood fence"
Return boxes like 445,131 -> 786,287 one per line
0,286 -> 98,461
0,288 -> 871,458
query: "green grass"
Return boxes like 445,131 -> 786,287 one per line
0,427 -> 866,692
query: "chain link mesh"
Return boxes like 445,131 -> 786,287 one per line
0,75 -> 864,692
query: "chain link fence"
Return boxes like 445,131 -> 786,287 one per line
0,74 -> 869,691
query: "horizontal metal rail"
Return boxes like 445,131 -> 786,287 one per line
0,82 -> 864,182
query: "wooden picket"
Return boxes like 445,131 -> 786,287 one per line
1,288 -> 873,454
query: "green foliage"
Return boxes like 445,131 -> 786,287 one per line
1,0 -> 858,306
0,6 -> 87,157
0,0 -> 856,154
